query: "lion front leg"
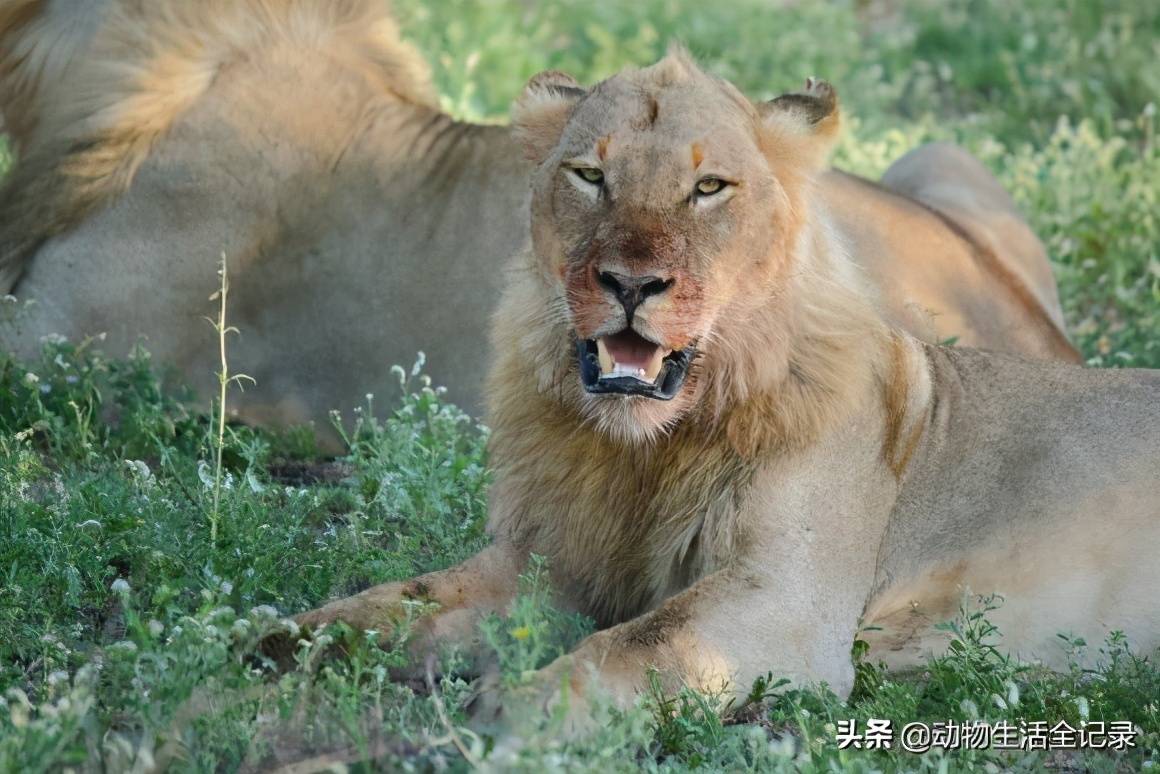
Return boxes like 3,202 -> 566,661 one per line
267,542 -> 526,673
484,563 -> 869,736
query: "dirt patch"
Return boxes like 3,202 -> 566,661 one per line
267,460 -> 354,486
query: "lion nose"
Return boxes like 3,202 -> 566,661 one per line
597,270 -> 674,322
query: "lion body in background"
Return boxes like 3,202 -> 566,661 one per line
0,0 -> 1077,449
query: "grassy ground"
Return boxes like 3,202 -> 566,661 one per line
2,0 -> 1159,770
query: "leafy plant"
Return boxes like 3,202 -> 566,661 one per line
204,255 -> 255,546
479,555 -> 593,686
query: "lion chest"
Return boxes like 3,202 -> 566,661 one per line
497,446 -> 752,628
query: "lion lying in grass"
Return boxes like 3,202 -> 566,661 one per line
289,53 -> 1160,730
0,1 -> 1078,449
0,0 -> 529,444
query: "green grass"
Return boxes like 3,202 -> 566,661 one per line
2,0 -> 1159,770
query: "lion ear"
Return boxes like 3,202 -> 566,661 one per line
512,70 -> 587,164
757,78 -> 841,166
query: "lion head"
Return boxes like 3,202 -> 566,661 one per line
508,50 -> 844,443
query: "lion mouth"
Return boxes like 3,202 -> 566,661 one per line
576,329 -> 696,400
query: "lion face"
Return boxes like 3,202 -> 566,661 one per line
512,53 -> 839,442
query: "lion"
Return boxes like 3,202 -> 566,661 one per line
286,53 -> 1160,733
0,0 -> 530,446
1,1 -> 1077,451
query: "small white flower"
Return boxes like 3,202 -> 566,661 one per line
22,372 -> 39,386
197,461 -> 233,490
1005,679 -> 1020,707
147,620 -> 164,638
245,471 -> 265,494
250,605 -> 278,620
208,606 -> 234,622
111,578 -> 131,594
7,690 -> 30,729
1075,695 -> 1090,722
125,460 -> 153,481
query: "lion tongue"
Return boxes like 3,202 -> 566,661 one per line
597,330 -> 669,382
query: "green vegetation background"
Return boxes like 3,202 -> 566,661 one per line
1,0 -> 1158,771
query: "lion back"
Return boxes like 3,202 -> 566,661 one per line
0,0 -> 435,294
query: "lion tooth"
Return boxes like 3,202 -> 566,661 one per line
643,347 -> 666,383
596,338 -> 613,375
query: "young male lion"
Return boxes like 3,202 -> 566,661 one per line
287,52 -> 1160,728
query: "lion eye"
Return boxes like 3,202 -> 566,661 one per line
695,177 -> 727,197
573,167 -> 605,185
